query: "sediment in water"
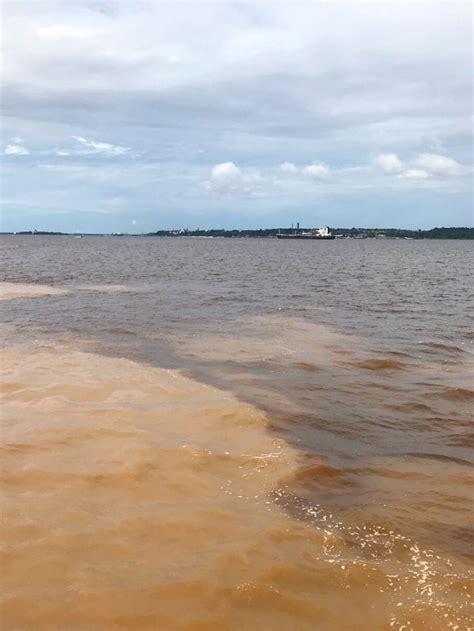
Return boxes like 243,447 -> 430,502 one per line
1,343 -> 472,630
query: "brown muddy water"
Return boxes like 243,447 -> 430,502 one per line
1,235 -> 473,630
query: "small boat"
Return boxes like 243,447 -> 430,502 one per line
277,226 -> 335,240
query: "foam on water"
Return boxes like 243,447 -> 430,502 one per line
0,282 -> 68,300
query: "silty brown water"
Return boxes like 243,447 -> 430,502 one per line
1,235 -> 473,629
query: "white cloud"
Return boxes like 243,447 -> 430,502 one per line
302,163 -> 330,180
278,161 -> 330,180
209,162 -> 263,195
279,161 -> 298,174
4,135 -> 31,156
412,153 -> 463,177
374,153 -> 404,174
72,136 -> 129,156
209,162 -> 242,193
401,169 -> 430,179
375,151 -> 464,179
5,137 -> 29,156
5,137 -> 132,158
4,143 -> 29,156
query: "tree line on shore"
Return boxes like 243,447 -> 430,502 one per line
5,227 -> 473,239
147,227 -> 473,239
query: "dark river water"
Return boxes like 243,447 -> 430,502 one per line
1,235 -> 473,630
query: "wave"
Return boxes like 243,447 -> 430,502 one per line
345,358 -> 408,371
438,387 -> 474,401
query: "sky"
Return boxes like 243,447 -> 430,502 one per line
1,1 -> 473,232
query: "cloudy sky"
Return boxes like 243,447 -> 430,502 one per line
1,1 -> 472,232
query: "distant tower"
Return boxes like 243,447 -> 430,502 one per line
297,222 -> 300,230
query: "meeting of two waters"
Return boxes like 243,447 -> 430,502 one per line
1,236 -> 472,630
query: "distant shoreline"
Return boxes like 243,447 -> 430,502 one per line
2,227 -> 473,239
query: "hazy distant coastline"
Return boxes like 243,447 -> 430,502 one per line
3,227 -> 473,239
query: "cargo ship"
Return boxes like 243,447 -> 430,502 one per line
276,226 -> 335,240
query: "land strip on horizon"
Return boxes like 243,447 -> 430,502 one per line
3,227 -> 473,239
